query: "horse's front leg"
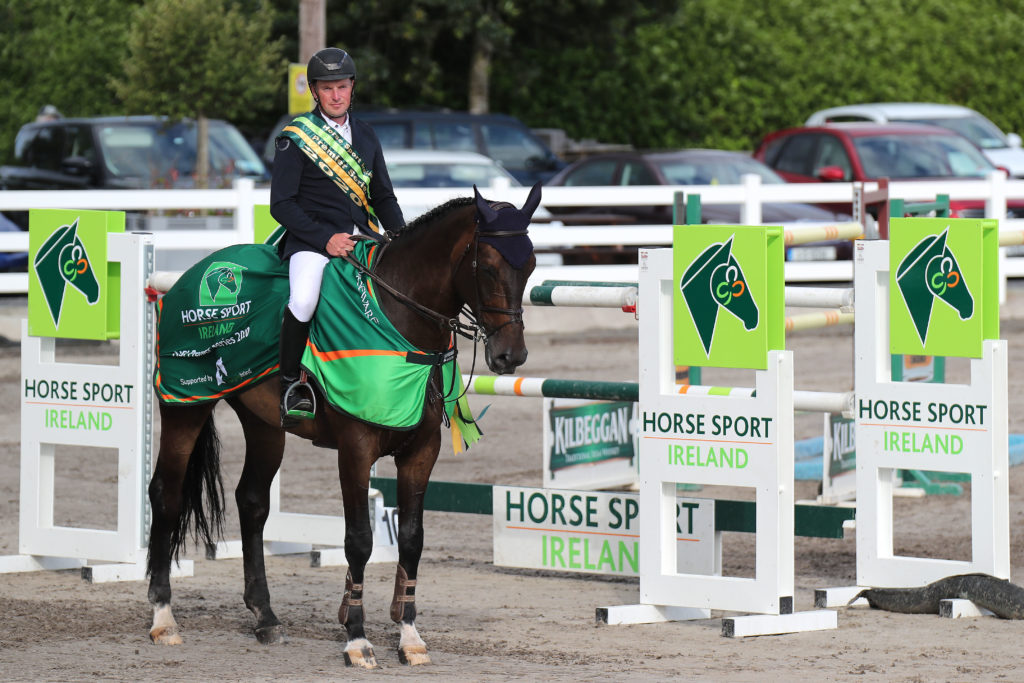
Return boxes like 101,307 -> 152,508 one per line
390,430 -> 441,666
230,397 -> 287,644
334,424 -> 382,668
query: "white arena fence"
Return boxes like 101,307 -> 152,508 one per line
4,172 -> 1024,293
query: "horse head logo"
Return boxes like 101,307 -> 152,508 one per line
679,235 -> 759,355
895,228 -> 973,344
199,262 -> 246,306
33,218 -> 100,327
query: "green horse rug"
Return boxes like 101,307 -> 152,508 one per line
154,241 -> 480,450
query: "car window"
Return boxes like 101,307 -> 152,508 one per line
621,161 -> 657,185
208,122 -> 266,177
21,126 -> 64,171
370,122 -> 407,149
481,124 -> 548,170
773,134 -> 819,176
431,122 -> 475,152
389,161 -> 513,188
657,157 -> 784,185
410,122 -> 432,149
814,135 -> 852,180
902,115 -> 1008,150
562,159 -> 618,186
852,133 -> 993,178
64,125 -> 96,163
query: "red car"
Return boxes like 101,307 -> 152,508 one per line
753,122 -> 1024,218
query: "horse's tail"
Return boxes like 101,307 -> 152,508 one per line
168,414 -> 225,563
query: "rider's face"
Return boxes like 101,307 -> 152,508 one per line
314,79 -> 354,121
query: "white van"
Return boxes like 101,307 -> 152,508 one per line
805,103 -> 1024,178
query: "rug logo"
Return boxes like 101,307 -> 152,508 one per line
679,236 -> 759,355
199,262 -> 247,306
33,217 -> 100,327
895,228 -> 974,344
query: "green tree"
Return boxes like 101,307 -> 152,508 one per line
0,0 -> 136,162
112,0 -> 286,186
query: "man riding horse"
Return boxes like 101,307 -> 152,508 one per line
271,47 -> 405,426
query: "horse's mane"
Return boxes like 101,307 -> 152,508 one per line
398,196 -> 474,236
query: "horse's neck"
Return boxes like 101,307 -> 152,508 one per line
374,213 -> 474,351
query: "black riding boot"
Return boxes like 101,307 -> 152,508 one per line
279,308 -> 315,425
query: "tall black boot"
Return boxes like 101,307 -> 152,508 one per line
279,307 -> 315,424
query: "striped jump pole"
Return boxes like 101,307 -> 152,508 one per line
785,310 -> 854,332
462,375 -> 852,414
783,222 -> 863,246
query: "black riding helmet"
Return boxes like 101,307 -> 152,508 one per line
307,47 -> 356,84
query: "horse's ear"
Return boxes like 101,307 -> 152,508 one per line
473,185 -> 499,223
520,182 -> 543,219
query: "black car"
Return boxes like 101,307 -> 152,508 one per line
1,116 -> 269,195
547,149 -> 856,260
262,109 -> 565,186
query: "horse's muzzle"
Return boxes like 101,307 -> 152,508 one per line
484,342 -> 528,375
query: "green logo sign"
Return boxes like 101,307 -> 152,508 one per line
28,209 -> 124,340
672,225 -> 784,370
34,218 -> 100,327
895,228 -> 974,344
254,204 -> 284,245
199,262 -> 247,306
679,236 -> 759,355
889,218 -> 998,358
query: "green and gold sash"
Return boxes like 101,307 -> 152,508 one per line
280,110 -> 381,233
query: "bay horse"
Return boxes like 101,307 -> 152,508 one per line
146,184 -> 539,667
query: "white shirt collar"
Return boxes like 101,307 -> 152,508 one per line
322,111 -> 352,143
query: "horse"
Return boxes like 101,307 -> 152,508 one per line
146,184 -> 539,667
895,227 -> 974,344
679,235 -> 759,355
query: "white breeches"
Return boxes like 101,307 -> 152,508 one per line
287,250 -> 330,322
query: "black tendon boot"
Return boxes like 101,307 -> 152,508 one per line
279,308 -> 315,425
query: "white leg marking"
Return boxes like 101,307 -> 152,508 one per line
150,604 -> 183,645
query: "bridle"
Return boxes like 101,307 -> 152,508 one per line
341,211 -> 530,344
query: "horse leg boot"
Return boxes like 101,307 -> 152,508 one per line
392,564 -> 429,665
278,308 -> 314,426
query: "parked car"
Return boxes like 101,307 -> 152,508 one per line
753,122 -> 1024,219
805,103 -> 1024,177
0,115 -> 270,229
386,149 -> 551,221
546,149 -> 855,260
262,109 -> 566,186
2,116 -> 268,192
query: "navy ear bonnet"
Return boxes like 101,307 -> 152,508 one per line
473,183 -> 540,269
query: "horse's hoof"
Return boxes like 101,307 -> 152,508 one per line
399,644 -> 431,666
343,643 -> 377,669
149,626 -> 183,646
255,624 -> 286,644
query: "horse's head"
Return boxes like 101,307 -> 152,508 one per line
56,223 -> 100,304
468,183 -> 539,374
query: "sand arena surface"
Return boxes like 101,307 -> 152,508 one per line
2,297 -> 1024,681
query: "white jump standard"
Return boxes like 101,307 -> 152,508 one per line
601,225 -> 836,636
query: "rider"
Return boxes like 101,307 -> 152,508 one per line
270,47 -> 405,425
